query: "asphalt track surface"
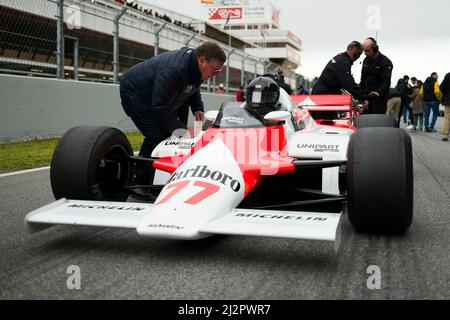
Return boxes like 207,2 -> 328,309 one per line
1,119 -> 449,300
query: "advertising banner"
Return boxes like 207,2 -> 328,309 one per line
208,5 -> 272,25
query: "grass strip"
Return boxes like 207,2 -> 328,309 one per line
0,131 -> 143,173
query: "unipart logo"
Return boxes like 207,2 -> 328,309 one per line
164,141 -> 195,150
209,7 -> 242,20
297,144 -> 340,152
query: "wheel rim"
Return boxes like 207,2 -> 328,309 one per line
95,144 -> 131,200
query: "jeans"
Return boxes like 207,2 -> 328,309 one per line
402,103 -> 410,124
424,101 -> 440,129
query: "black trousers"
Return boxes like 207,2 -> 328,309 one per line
120,87 -> 167,185
367,98 -> 388,115
120,86 -> 190,185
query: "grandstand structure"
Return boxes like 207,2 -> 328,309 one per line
0,0 -> 284,92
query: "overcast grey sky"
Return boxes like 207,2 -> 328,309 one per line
142,0 -> 450,83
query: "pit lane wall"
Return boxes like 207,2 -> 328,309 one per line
0,74 -> 235,142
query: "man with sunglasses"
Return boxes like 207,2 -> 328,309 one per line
312,41 -> 365,99
360,37 -> 393,114
120,41 -> 226,193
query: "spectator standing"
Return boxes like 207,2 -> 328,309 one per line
311,77 -> 319,90
216,83 -> 225,94
360,37 -> 393,114
410,80 -> 424,131
421,72 -> 442,132
278,75 -> 293,94
396,75 -> 413,126
440,72 -> 450,141
236,85 -> 245,102
297,84 -> 310,95
386,80 -> 402,122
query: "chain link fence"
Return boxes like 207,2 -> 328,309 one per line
0,0 -> 58,77
0,0 -> 292,91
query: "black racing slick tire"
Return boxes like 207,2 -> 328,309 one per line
347,127 -> 413,234
354,114 -> 398,128
51,126 -> 134,202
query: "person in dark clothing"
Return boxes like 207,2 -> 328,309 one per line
421,72 -> 442,132
440,72 -> 450,141
278,75 -> 293,94
312,41 -> 364,99
120,42 -> 226,192
360,37 -> 393,114
396,75 -> 413,126
297,84 -> 310,95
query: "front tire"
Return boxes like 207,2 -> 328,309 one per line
347,127 -> 413,234
51,126 -> 133,201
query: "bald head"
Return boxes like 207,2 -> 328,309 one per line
363,38 -> 379,59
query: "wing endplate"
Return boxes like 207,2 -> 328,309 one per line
200,208 -> 341,245
25,199 -> 152,233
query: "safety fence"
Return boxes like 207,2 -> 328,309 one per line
0,0 -> 287,93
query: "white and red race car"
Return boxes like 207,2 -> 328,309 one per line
25,87 -> 413,250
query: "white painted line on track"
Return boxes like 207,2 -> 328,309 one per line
0,166 -> 50,178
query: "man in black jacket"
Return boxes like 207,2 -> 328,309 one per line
360,37 -> 393,114
312,41 -> 364,99
440,72 -> 450,141
422,72 -> 442,132
396,75 -> 413,126
120,42 -> 226,188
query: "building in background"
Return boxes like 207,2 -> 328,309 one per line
0,0 -> 266,92
204,0 -> 302,88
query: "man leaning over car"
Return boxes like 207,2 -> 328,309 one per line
312,41 -> 365,100
120,42 -> 226,195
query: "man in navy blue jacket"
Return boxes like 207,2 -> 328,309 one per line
120,41 -> 226,188
360,37 -> 393,114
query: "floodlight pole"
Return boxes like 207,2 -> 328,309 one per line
113,7 -> 127,83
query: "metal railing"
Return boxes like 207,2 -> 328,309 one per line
0,0 -> 295,92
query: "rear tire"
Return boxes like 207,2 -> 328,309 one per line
51,126 -> 133,201
355,114 -> 398,128
347,127 -> 413,234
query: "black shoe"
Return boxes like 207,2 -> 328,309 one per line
443,138 -> 449,141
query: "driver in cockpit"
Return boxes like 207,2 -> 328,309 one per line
244,76 -> 281,120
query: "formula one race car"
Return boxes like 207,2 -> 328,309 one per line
26,76 -> 413,250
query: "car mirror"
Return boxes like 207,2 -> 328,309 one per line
205,110 -> 219,122
264,111 -> 291,124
